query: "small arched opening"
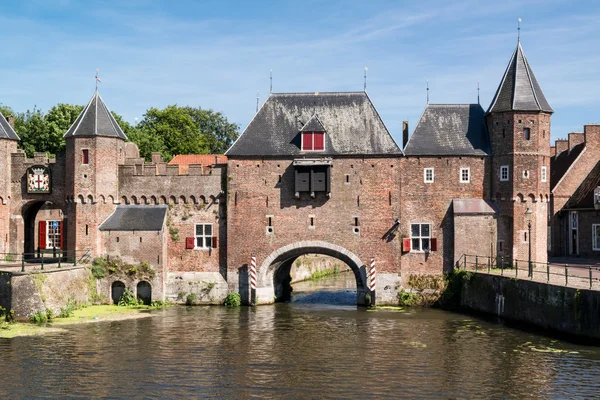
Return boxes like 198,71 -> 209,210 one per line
22,201 -> 66,260
111,281 -> 126,305
137,281 -> 152,305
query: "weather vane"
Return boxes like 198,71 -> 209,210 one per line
95,68 -> 101,92
364,67 -> 368,92
518,18 -> 522,42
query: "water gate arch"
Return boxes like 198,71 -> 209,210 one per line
111,281 -> 125,304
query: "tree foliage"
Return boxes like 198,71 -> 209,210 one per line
0,103 -> 238,160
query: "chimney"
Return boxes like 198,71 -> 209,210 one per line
6,115 -> 15,128
550,146 -> 556,157
402,121 -> 409,149
584,124 -> 600,148
555,139 -> 568,156
568,132 -> 585,152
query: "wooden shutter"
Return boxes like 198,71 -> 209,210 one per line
312,168 -> 327,192
402,238 -> 411,252
314,132 -> 324,150
430,238 -> 437,251
212,236 -> 218,248
59,221 -> 64,249
39,221 -> 47,250
302,133 -> 313,150
186,237 -> 195,249
295,168 -> 310,192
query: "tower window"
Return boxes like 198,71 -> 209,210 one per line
523,128 -> 531,140
424,168 -> 434,183
502,128 -> 505,138
82,149 -> 89,165
460,168 -> 470,183
500,165 -> 509,182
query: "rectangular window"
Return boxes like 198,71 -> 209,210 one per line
541,166 -> 547,182
460,168 -> 470,183
46,220 -> 61,249
194,223 -> 213,249
424,168 -> 434,183
497,240 -> 504,253
523,128 -> 531,140
301,132 -> 325,151
593,225 -> 600,251
410,223 -> 431,252
500,165 -> 509,181
82,149 -> 89,165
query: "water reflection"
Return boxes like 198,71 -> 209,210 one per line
1,279 -> 599,398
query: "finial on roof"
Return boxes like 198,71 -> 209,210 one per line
477,81 -> 480,105
256,91 -> 259,112
426,80 -> 429,104
270,69 -> 273,94
518,18 -> 522,43
95,68 -> 101,92
364,67 -> 368,92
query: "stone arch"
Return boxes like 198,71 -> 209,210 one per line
545,194 -> 549,203
111,281 -> 126,305
78,194 -> 85,204
169,195 -> 177,204
0,196 -> 4,205
159,196 -> 167,205
107,195 -> 115,204
21,200 -> 66,257
209,195 -> 216,204
179,195 -> 187,204
528,193 -> 536,203
189,195 -> 197,204
199,195 -> 207,204
539,194 -> 544,203
516,193 -> 524,203
121,196 -> 128,205
256,241 -> 368,306
137,281 -> 152,305
98,195 -> 106,204
131,195 -> 138,205
150,195 -> 157,205
140,195 -> 147,205
87,195 -> 94,204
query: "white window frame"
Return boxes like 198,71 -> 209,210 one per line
593,224 -> 600,251
541,166 -> 547,182
194,223 -> 213,249
410,223 -> 431,253
424,168 -> 434,183
460,168 -> 470,183
46,220 -> 61,249
500,165 -> 509,182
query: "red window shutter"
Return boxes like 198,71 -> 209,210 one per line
314,132 -> 324,150
39,221 -> 47,250
402,238 -> 411,252
59,221 -> 64,249
302,133 -> 313,150
185,237 -> 195,249
430,238 -> 437,251
212,236 -> 218,248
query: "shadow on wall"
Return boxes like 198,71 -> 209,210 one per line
279,164 -> 329,209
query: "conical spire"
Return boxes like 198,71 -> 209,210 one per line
488,42 -> 553,114
0,110 -> 20,140
64,91 -> 127,139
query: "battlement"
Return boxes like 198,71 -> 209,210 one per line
11,151 -> 58,166
118,163 -> 220,177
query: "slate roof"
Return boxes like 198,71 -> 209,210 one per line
64,91 -> 127,140
225,92 -> 401,156
488,42 -> 553,114
300,114 -> 326,132
99,205 -> 167,231
403,104 -> 490,156
0,110 -> 20,141
453,198 -> 496,215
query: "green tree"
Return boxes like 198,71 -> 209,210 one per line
44,103 -> 84,155
134,105 -> 238,161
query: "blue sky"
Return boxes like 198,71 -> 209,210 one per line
0,0 -> 598,145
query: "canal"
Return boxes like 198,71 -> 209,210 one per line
1,271 -> 600,398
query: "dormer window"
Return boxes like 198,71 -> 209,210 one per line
302,132 -> 325,151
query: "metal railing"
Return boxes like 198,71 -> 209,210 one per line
457,254 -> 600,291
0,249 -> 92,272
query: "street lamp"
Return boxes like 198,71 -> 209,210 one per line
525,208 -> 533,277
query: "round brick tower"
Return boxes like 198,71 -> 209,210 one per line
486,41 -> 552,265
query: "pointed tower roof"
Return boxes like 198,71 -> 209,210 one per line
300,114 -> 327,132
0,110 -> 20,141
64,91 -> 127,140
488,42 -> 553,114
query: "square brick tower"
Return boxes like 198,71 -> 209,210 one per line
63,91 -> 127,256
486,41 -> 553,265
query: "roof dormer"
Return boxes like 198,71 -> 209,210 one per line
300,114 -> 326,151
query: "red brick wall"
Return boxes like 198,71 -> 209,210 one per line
227,157 -> 402,289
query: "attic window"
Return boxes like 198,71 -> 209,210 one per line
523,128 -> 531,140
302,132 -> 325,151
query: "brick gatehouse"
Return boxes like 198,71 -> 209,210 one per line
0,38 -> 597,305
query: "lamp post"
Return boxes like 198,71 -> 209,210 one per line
525,208 -> 533,277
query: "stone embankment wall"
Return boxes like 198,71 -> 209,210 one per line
459,273 -> 600,340
0,267 -> 90,320
290,254 -> 350,283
